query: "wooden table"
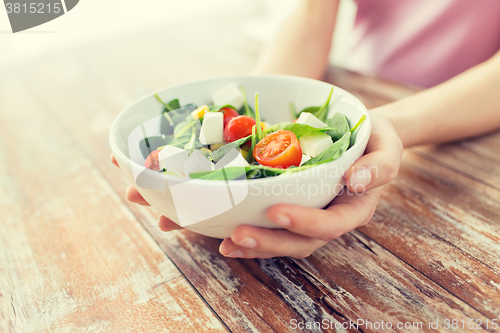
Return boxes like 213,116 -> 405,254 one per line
1,18 -> 499,333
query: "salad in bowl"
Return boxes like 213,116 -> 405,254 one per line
109,75 -> 371,238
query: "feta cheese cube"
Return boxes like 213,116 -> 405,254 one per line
199,112 -> 224,145
300,154 -> 311,166
211,83 -> 244,110
158,146 -> 189,175
296,112 -> 328,128
183,150 -> 214,177
214,148 -> 250,170
299,132 -> 333,157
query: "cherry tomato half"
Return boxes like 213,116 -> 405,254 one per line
144,149 -> 161,171
253,130 -> 302,169
220,107 -> 239,128
224,116 -> 256,142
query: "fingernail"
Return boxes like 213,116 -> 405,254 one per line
349,166 -> 372,188
273,213 -> 291,227
226,250 -> 244,258
237,237 -> 257,248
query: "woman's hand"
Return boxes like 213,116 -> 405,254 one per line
111,113 -> 403,258
218,113 -> 403,258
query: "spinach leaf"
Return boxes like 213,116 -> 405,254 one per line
298,86 -> 334,122
190,167 -> 248,181
167,99 -> 181,111
239,86 -> 255,118
289,102 -> 297,119
160,103 -> 196,135
349,114 -> 367,148
191,163 -> 317,180
162,136 -> 190,149
246,125 -> 257,164
209,104 -> 237,112
155,94 -> 180,112
139,135 -> 173,159
254,93 -> 264,142
263,122 -> 333,138
211,135 -> 252,162
302,131 -> 351,166
174,119 -> 197,139
184,126 -> 198,152
324,113 -> 350,141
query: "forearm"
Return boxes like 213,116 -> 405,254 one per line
253,0 -> 339,79
373,51 -> 500,147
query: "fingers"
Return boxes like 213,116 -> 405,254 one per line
265,188 -> 382,242
219,188 -> 382,258
110,154 -> 119,168
125,186 -> 150,206
219,227 -> 327,259
345,113 -> 403,193
158,215 -> 183,232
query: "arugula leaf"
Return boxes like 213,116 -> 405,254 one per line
298,86 -> 334,122
324,113 -> 350,141
211,135 -> 252,162
264,122 -> 333,138
239,86 -> 255,118
302,131 -> 351,166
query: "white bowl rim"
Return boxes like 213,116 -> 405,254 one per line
109,74 -> 371,186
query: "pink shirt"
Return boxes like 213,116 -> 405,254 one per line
348,0 -> 500,87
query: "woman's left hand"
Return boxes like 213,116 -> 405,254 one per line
218,113 -> 403,259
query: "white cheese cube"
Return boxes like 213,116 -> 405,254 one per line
211,83 -> 244,110
300,154 -> 311,166
214,148 -> 249,170
183,150 -> 214,177
199,112 -> 224,145
158,146 -> 189,175
299,132 -> 333,157
296,112 -> 328,128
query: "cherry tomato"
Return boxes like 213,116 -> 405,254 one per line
253,130 -> 302,168
224,116 -> 256,142
220,107 -> 239,128
144,149 -> 161,171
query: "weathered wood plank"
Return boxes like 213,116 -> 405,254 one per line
414,132 -> 500,191
154,228 -> 495,333
358,152 -> 500,319
0,69 -> 226,332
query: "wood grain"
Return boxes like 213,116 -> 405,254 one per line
359,152 -> 500,319
0,68 -> 226,332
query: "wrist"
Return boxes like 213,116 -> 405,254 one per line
370,104 -> 422,148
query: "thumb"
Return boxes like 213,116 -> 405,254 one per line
345,113 -> 403,193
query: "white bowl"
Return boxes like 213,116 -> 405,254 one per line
109,75 -> 371,239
